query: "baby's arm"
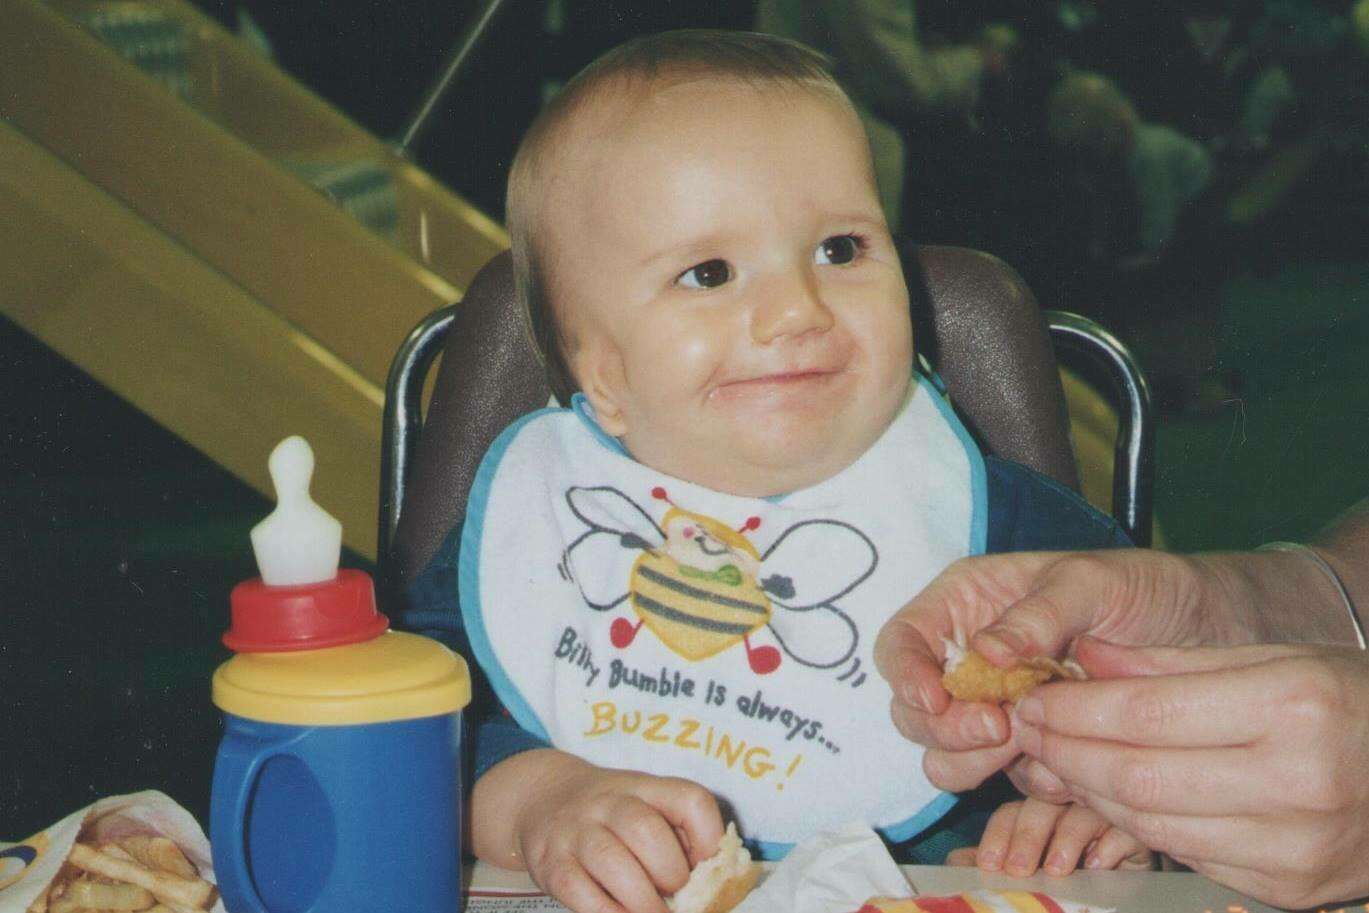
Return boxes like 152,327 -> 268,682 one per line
946,798 -> 1153,877
473,748 -> 725,913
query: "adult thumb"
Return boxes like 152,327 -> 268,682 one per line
970,554 -> 1117,665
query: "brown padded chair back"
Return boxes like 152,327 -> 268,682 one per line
390,244 -> 1079,586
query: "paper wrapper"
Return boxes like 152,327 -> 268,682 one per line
862,892 -> 1113,913
0,790 -> 226,913
733,823 -> 913,913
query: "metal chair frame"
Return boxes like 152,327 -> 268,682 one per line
379,307 -> 1155,573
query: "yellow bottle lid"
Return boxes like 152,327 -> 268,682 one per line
212,630 -> 471,725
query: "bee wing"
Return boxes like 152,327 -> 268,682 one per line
759,519 -> 877,610
565,486 -> 663,544
768,604 -> 858,670
561,486 -> 660,611
562,528 -> 635,610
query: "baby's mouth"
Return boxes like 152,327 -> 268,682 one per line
717,367 -> 842,391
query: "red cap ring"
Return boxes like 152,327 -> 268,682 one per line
224,568 -> 389,653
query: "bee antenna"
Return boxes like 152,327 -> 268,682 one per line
738,516 -> 761,533
651,486 -> 671,504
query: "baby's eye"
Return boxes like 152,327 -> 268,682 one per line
677,259 -> 732,289
815,235 -> 863,266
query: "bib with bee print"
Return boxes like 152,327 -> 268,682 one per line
459,375 -> 986,856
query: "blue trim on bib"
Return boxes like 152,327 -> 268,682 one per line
924,380 -> 989,556
459,407 -> 564,744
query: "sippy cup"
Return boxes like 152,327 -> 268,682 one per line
211,437 -> 469,913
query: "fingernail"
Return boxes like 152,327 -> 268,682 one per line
900,682 -> 925,711
1006,852 -> 1034,875
1016,721 -> 1042,756
977,848 -> 1002,870
1045,852 -> 1069,875
1084,855 -> 1102,869
982,628 -> 1026,656
980,711 -> 1004,743
1017,696 -> 1043,725
1030,763 -> 1068,799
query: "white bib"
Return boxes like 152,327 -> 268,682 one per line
460,377 -> 987,855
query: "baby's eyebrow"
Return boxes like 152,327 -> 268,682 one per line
822,213 -> 887,233
637,232 -> 733,270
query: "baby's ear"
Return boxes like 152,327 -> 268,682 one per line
572,337 -> 630,437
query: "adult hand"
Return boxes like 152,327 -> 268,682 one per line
1015,638 -> 1369,909
873,549 -> 1221,793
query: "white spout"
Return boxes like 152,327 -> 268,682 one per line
250,436 -> 342,586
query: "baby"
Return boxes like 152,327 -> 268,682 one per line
408,30 -> 1148,913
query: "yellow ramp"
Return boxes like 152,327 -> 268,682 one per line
0,123 -> 389,558
1,0 -> 509,559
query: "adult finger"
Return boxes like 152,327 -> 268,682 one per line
579,828 -> 668,913
971,553 -> 1131,666
890,696 -> 1012,752
875,616 -> 951,715
1006,756 -> 1072,804
1015,720 -> 1276,816
607,798 -> 691,894
1073,637 -> 1316,679
1175,859 -> 1307,911
543,854 -> 630,913
876,553 -> 1068,685
1015,662 -> 1290,749
922,740 -> 1021,793
1072,789 -> 1285,872
1003,799 -> 1067,877
637,778 -> 724,867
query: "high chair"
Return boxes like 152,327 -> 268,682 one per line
379,244 -> 1154,593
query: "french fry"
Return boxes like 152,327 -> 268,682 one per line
116,836 -> 198,881
66,844 -> 216,910
100,842 -> 138,863
63,876 -> 156,910
24,882 -> 50,913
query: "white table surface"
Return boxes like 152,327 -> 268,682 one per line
467,861 -> 1312,913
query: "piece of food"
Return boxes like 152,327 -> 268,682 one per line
59,838 -> 217,912
25,882 -> 51,913
666,822 -> 760,913
860,890 -> 1113,913
53,877 -> 155,912
941,633 -> 1085,703
112,836 -> 199,881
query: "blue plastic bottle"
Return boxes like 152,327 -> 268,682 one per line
210,437 -> 470,913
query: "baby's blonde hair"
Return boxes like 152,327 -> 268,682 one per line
506,29 -> 844,403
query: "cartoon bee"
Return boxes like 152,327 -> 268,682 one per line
558,485 -> 878,686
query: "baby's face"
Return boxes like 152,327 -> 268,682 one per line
547,78 -> 912,496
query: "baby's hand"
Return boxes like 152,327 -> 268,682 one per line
515,760 -> 724,913
946,798 -> 1153,877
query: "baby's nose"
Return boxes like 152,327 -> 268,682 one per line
750,274 -> 834,343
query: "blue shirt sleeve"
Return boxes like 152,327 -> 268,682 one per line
984,456 -> 1133,552
403,522 -> 549,784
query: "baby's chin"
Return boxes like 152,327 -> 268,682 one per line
698,420 -> 884,496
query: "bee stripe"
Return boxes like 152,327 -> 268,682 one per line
635,565 -> 770,614
633,592 -> 755,635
